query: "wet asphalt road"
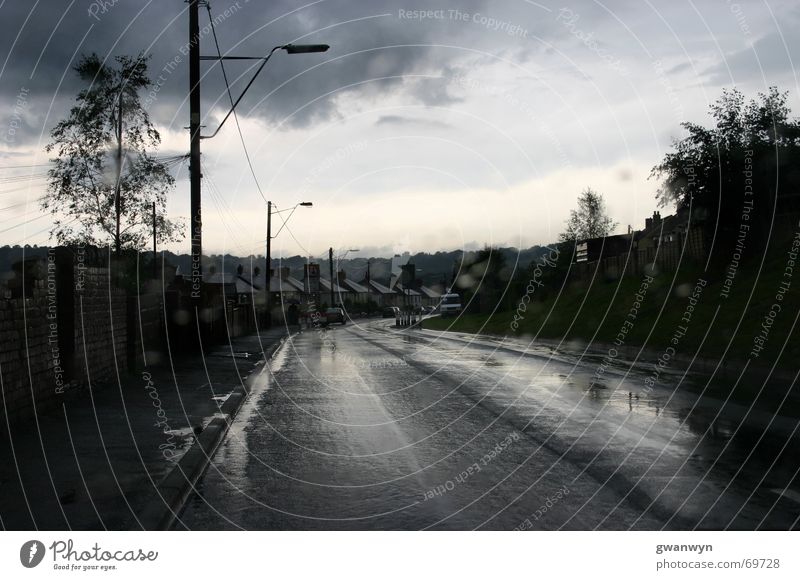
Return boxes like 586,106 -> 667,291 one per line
178,319 -> 800,530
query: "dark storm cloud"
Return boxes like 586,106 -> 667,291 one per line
701,26 -> 800,86
0,0 -> 521,145
375,114 -> 451,129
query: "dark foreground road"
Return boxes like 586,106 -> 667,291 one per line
179,319 -> 800,530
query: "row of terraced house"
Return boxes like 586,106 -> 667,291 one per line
198,264 -> 446,322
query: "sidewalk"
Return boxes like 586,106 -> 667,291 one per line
0,327 -> 289,531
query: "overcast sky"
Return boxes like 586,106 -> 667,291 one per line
1,0 -> 799,258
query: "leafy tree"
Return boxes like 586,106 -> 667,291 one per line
559,188 -> 618,242
650,87 -> 800,252
44,53 -> 182,253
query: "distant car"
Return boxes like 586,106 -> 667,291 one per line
382,306 -> 400,318
325,307 -> 346,325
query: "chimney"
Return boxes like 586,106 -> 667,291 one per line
337,270 -> 346,284
645,217 -> 652,230
653,211 -> 662,226
280,266 -> 290,280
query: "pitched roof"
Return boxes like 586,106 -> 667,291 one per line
281,274 -> 306,293
395,283 -> 421,296
235,278 -> 259,294
236,274 -> 261,290
203,272 -> 235,284
320,277 -> 351,293
342,279 -> 369,293
364,279 -> 394,294
268,276 -> 298,292
419,285 -> 441,298
636,211 -> 689,244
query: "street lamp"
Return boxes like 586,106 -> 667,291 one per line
283,44 -> 331,54
265,201 -> 313,327
187,0 -> 328,310
198,44 -> 330,140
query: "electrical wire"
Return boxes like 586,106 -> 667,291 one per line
0,162 -> 52,170
0,155 -> 186,173
0,212 -> 48,235
0,196 -> 46,212
201,162 -> 258,255
205,4 -> 312,258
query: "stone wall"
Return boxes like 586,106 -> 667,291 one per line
0,251 -> 129,424
73,266 -> 127,385
0,281 -> 61,421
127,291 -> 164,369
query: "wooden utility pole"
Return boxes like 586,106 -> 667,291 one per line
329,247 -> 335,307
114,93 -> 123,256
265,201 -> 272,327
189,0 -> 202,306
152,201 -> 157,279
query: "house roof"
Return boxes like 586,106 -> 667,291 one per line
203,272 -> 235,284
636,211 -> 690,245
236,274 -> 261,290
234,279 -> 256,294
342,279 -> 369,293
269,276 -> 298,292
419,285 -> 441,298
363,279 -> 394,294
203,272 -> 261,295
395,283 -> 421,296
281,275 -> 306,293
320,277 -> 351,294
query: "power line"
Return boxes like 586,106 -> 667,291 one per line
0,212 -> 48,235
205,4 -> 312,258
0,195 -> 46,212
0,172 -> 48,184
201,162 -> 257,255
0,154 -> 186,172
0,162 -> 52,170
206,3 -> 266,204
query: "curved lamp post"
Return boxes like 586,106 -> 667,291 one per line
328,247 -> 359,307
265,201 -> 313,327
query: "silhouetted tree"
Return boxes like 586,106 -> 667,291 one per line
559,188 -> 618,242
651,87 -> 800,254
44,53 -> 182,253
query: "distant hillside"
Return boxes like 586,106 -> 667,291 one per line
0,244 -> 552,286
161,246 -> 552,285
